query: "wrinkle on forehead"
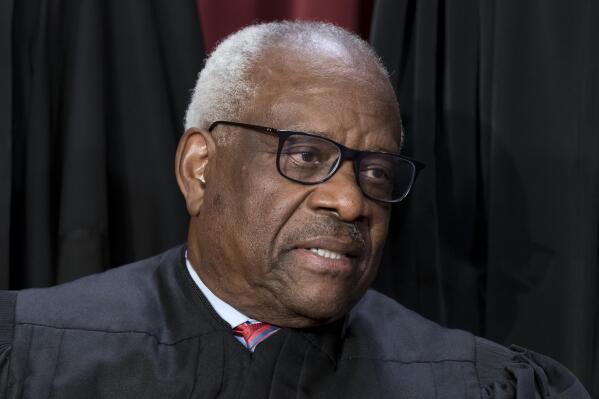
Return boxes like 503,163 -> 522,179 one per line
263,100 -> 402,155
250,42 -> 388,89
238,45 -> 402,147
266,83 -> 401,146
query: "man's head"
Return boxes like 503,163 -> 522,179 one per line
176,21 -> 404,328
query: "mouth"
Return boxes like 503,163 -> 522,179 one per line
308,247 -> 347,260
285,237 -> 366,275
290,248 -> 353,275
292,236 -> 363,259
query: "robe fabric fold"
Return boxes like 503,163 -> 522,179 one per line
2,0 -> 203,289
370,0 -> 599,392
0,246 -> 589,398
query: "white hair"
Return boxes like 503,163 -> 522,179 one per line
184,21 -> 392,141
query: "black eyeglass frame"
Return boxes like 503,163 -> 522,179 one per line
208,120 -> 425,203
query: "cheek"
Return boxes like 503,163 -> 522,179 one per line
368,207 -> 392,257
224,160 -> 301,262
242,180 -> 300,242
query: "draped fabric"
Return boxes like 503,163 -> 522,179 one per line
370,0 -> 598,393
0,0 -> 203,289
0,1 -> 13,292
1,246 -> 590,398
196,0 -> 375,52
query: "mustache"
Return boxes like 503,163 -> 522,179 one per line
283,218 -> 367,249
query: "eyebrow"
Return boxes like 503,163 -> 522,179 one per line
282,123 -> 330,137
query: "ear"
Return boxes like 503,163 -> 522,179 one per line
175,128 -> 217,216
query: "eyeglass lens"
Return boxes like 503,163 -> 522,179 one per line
357,153 -> 414,201
278,133 -> 414,202
278,134 -> 341,182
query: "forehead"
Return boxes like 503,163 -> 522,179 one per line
243,51 -> 402,153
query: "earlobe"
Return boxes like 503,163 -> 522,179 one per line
175,128 -> 216,216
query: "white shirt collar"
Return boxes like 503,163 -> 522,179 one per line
185,254 -> 254,328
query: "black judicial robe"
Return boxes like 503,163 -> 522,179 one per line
0,247 -> 590,398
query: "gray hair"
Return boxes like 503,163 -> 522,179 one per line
184,21 -> 392,141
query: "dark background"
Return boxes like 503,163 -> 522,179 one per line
1,0 -> 597,393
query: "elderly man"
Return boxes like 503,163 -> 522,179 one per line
0,22 -> 589,398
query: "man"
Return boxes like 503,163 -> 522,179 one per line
0,21 -> 590,398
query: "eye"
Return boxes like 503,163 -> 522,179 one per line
299,150 -> 317,163
361,166 -> 391,180
285,146 -> 323,166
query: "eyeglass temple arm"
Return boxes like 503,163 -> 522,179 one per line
209,121 -> 278,136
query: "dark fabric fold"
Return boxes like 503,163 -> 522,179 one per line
0,291 -> 16,349
0,247 -> 591,397
0,291 -> 16,398
5,0 -> 204,289
0,0 -> 13,290
370,1 -> 599,394
477,338 -> 591,398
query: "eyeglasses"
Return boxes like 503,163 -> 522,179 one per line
208,121 -> 425,203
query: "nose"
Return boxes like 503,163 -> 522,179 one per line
306,161 -> 366,221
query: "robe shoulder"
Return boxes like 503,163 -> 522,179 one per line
0,249 -> 591,398
349,291 -> 591,398
476,337 -> 591,398
10,245 -> 210,343
346,290 -> 476,363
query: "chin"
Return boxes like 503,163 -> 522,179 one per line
282,288 -> 363,327
278,310 -> 344,329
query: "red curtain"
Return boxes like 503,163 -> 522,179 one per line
197,0 -> 375,52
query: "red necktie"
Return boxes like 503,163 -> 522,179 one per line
233,322 -> 279,352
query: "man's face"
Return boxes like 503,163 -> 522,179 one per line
188,55 -> 402,327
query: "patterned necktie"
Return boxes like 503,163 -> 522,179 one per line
233,322 -> 280,352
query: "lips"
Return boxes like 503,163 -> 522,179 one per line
290,237 -> 364,260
309,248 -> 345,260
